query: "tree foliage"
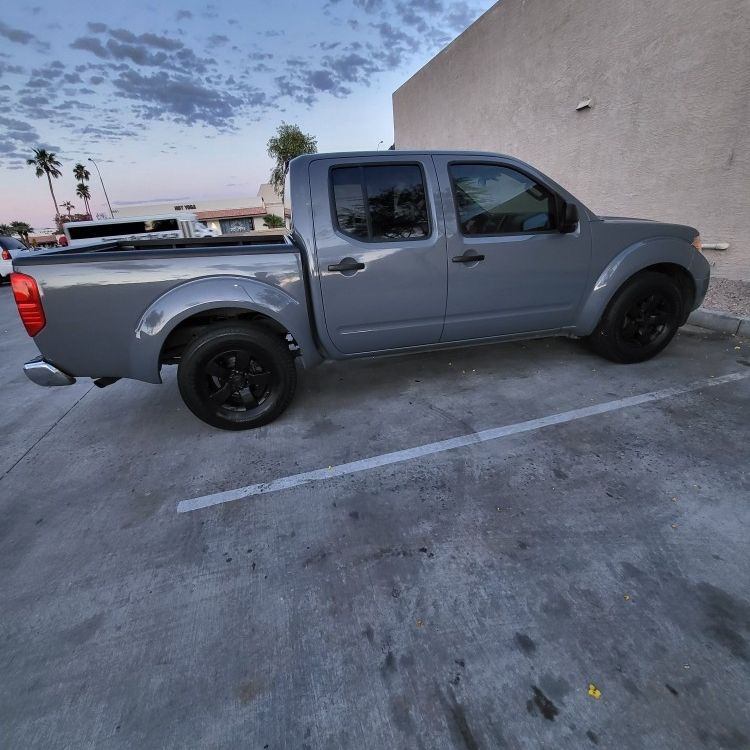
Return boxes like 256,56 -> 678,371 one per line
10,221 -> 33,241
263,213 -> 286,229
27,147 -> 63,218
266,122 -> 317,200
73,163 -> 90,182
76,182 -> 92,216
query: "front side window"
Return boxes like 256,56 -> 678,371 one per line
449,164 -> 556,236
331,164 -> 430,242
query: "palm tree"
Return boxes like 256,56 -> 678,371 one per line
60,200 -> 75,218
75,183 -> 91,216
27,148 -> 63,219
73,162 -> 90,183
10,221 -> 33,243
0,223 -> 13,235
266,122 -> 317,202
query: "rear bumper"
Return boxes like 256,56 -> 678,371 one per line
23,356 -> 76,386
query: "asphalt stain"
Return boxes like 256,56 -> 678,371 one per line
363,624 -> 374,644
736,359 -> 750,367
517,541 -> 529,550
64,612 -> 105,646
237,680 -> 262,705
438,687 -> 480,750
381,650 -> 397,678
349,511 -> 360,520
553,468 -> 568,480
665,683 -> 679,696
696,727 -> 749,749
697,582 -> 750,661
302,549 -> 328,567
586,730 -> 599,745
515,633 -> 536,655
527,686 -> 559,721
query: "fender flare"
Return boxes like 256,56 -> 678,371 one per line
129,275 -> 321,383
573,237 -> 699,336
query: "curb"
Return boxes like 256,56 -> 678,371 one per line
687,308 -> 750,336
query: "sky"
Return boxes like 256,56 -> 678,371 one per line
0,0 -> 495,229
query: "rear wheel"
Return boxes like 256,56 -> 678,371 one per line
177,323 -> 296,430
588,271 -> 683,363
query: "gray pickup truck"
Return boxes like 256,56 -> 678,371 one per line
12,150 -> 709,430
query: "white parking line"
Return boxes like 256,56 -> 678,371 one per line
176,371 -> 749,513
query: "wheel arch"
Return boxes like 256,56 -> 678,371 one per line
574,239 -> 699,336
129,276 -> 321,383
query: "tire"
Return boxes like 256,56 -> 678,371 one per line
177,323 -> 297,430
588,271 -> 683,363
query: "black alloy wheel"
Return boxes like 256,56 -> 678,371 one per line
620,292 -> 673,348
588,271 -> 683,363
178,323 -> 297,430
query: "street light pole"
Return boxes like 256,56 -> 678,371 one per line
88,157 -> 114,218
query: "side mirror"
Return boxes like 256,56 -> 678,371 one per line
559,202 -> 579,233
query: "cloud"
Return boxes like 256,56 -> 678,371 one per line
208,34 -> 229,46
0,114 -> 43,168
0,61 -> 25,75
353,0 -> 385,12
445,1 -> 482,30
87,22 -> 108,33
71,36 -> 109,58
111,69 -> 254,127
0,21 -> 34,45
175,10 -> 192,20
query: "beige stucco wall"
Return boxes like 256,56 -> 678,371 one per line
393,0 -> 750,280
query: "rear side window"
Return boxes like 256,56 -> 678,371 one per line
331,164 -> 430,242
0,236 -> 26,251
449,164 -> 556,235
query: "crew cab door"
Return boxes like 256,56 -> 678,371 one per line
433,156 -> 591,341
309,156 -> 447,354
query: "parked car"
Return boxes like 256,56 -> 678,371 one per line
1,235 -> 28,285
11,150 -> 709,429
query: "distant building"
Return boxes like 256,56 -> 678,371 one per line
114,183 -> 287,234
27,233 -> 58,248
393,0 -> 749,280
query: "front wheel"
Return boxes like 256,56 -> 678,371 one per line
588,271 -> 683,363
177,323 -> 297,430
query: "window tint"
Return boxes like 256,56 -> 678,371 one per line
449,164 -> 556,235
331,167 -> 368,239
0,236 -> 27,250
331,164 -> 430,241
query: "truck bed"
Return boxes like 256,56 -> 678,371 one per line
13,234 -> 311,383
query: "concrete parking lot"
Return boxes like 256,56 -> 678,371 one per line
1,285 -> 749,750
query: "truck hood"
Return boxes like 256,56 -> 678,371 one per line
595,216 -> 698,242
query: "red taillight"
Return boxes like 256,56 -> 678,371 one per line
10,273 -> 46,337
1,249 -> 10,261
